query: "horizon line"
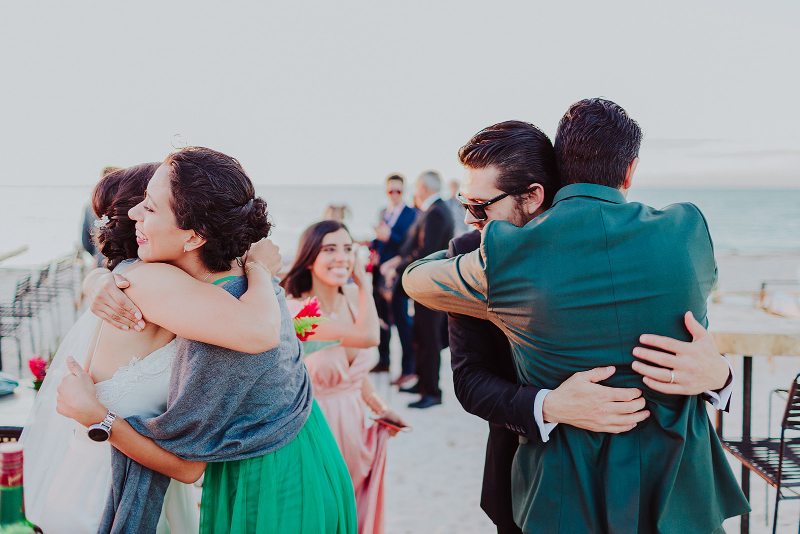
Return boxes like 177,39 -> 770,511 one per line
1,183 -> 799,190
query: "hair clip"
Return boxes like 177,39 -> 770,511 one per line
92,214 -> 110,229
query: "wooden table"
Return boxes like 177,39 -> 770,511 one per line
709,303 -> 800,534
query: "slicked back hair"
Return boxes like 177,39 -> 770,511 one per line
458,120 -> 560,209
554,98 -> 643,189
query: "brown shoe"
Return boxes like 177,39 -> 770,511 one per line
392,374 -> 418,387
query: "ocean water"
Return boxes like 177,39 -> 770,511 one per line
0,184 -> 798,268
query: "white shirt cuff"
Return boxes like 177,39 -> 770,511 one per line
533,389 -> 559,442
703,357 -> 735,410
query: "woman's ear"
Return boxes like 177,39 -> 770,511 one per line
182,232 -> 207,253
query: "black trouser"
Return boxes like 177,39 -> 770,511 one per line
496,523 -> 523,534
482,425 -> 523,534
412,302 -> 444,397
374,272 -> 415,375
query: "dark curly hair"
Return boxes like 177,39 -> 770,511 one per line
92,163 -> 160,270
281,220 -> 350,298
165,146 -> 272,272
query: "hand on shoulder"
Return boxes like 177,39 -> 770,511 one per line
86,267 -> 144,332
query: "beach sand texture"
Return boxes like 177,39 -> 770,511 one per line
1,253 -> 799,533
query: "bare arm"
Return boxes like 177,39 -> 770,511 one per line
57,358 -> 206,484
124,261 -> 279,354
82,267 -> 108,297
108,418 -> 206,484
312,286 -> 380,348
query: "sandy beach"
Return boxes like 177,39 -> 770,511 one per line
1,252 -> 799,533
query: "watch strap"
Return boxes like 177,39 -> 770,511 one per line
100,411 -> 117,432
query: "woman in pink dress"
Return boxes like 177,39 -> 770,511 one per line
282,220 -> 408,534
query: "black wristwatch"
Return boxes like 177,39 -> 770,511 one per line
88,410 -> 117,442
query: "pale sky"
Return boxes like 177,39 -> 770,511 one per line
1,1 -> 798,187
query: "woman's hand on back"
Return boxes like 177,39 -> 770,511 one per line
247,238 -> 282,275
88,270 -> 145,331
57,357 -> 107,427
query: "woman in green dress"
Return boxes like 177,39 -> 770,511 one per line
57,146 -> 356,533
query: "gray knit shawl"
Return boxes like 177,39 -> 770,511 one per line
99,277 -> 313,533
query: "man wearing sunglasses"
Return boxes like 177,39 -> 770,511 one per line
382,170 -> 455,409
403,101 -> 742,533
371,174 -> 417,382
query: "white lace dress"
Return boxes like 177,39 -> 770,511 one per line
25,340 -> 200,534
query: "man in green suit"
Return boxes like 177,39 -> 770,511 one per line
402,98 -> 750,533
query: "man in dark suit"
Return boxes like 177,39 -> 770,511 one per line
441,120 -> 737,533
371,174 -> 417,382
382,170 -> 454,408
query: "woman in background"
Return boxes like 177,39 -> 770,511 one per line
282,220 -> 407,534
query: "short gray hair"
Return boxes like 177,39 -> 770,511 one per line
418,170 -> 442,194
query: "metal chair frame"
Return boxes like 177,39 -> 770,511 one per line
1,255 -> 83,373
0,274 -> 39,371
724,372 -> 800,534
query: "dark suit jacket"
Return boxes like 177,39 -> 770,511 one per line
372,204 -> 417,265
396,198 -> 454,274
447,230 -> 540,528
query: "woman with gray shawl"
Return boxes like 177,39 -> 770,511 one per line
57,147 -> 357,533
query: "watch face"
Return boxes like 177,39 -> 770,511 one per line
88,425 -> 109,442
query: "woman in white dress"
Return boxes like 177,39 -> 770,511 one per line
21,163 -> 282,533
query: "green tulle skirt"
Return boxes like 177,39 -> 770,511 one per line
199,401 -> 357,533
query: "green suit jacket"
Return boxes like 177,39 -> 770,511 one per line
402,184 -> 749,534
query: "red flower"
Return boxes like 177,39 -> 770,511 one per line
295,297 -> 321,319
28,357 -> 47,382
294,297 -> 324,342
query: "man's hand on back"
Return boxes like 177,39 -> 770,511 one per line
632,311 -> 729,395
542,366 -> 650,433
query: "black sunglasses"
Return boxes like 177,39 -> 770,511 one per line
456,186 -> 530,221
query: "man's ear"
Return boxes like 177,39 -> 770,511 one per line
622,158 -> 638,191
523,184 -> 546,216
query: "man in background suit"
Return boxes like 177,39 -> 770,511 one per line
371,174 -> 417,383
382,170 -> 454,408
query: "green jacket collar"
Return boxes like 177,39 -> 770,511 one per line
552,183 -> 626,206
